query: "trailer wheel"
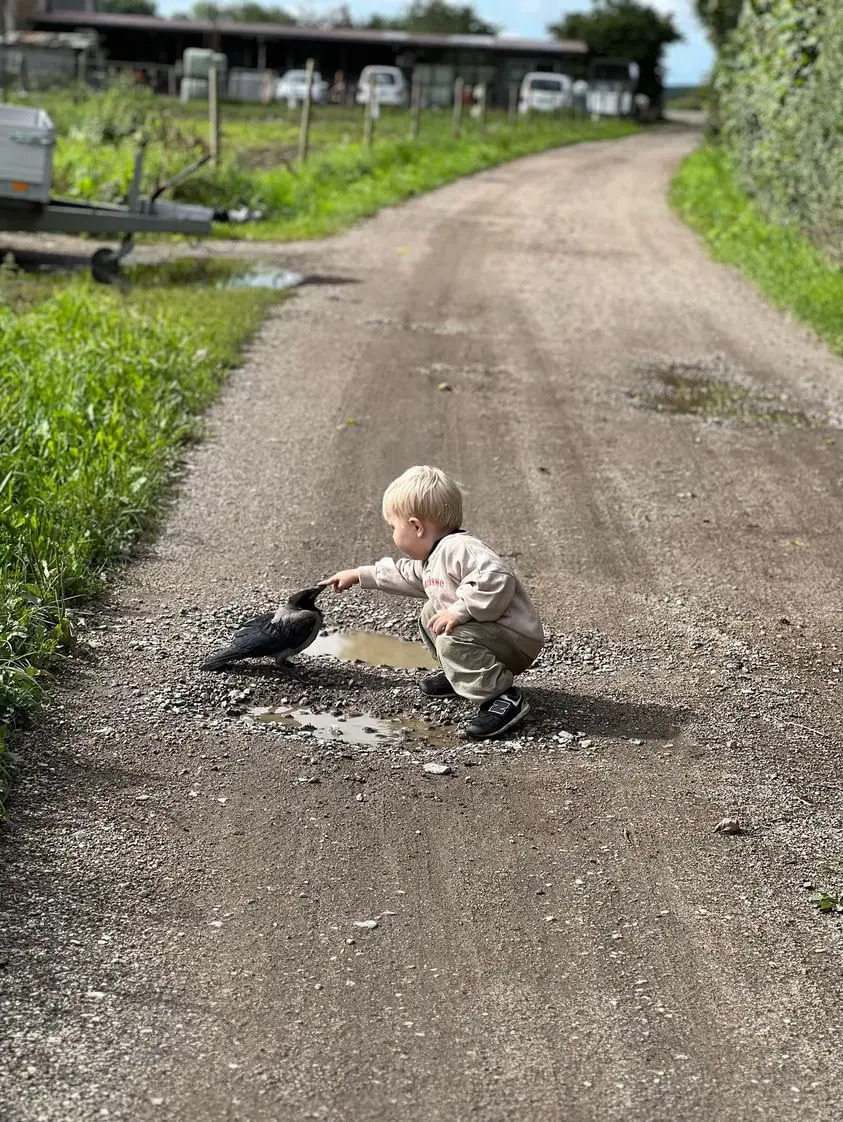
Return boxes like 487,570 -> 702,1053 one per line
91,248 -> 122,286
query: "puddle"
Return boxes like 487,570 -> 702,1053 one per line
639,366 -> 816,426
305,630 -> 437,670
251,705 -> 454,748
220,266 -> 304,290
124,258 -> 304,290
2,252 -> 355,292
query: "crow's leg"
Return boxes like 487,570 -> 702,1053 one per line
274,655 -> 306,682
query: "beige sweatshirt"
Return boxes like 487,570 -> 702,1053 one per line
358,531 -> 544,649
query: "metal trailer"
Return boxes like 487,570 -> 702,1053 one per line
0,104 -> 246,282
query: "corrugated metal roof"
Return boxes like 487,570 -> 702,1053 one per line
33,11 -> 587,54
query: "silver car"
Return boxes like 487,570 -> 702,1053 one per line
275,69 -> 328,107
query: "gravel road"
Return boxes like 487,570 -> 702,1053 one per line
2,125 -> 841,1122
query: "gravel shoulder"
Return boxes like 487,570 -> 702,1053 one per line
2,126 -> 841,1122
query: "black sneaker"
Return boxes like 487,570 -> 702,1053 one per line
420,671 -> 458,698
464,688 -> 529,740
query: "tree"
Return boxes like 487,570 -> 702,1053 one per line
324,4 -> 354,27
179,1 -> 296,21
364,1 -> 497,36
100,0 -> 158,13
549,0 -> 682,102
694,0 -> 743,51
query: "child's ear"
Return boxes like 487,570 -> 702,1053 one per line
408,516 -> 423,537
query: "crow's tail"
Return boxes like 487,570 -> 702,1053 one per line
200,646 -> 240,671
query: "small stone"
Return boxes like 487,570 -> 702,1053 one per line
353,919 -> 379,930
714,817 -> 742,835
437,381 -> 453,392
423,762 -> 452,776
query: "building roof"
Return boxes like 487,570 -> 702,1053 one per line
33,11 -> 587,55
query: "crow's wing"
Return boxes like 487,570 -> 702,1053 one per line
201,609 -> 321,671
202,613 -> 285,670
272,606 -> 323,657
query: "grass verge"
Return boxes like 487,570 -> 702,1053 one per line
0,267 -> 285,812
14,87 -> 640,240
670,145 -> 843,354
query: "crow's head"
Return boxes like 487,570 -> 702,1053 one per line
287,584 -> 327,611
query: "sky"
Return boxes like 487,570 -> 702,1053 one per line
158,0 -> 714,86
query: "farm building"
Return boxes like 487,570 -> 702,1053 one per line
23,8 -> 589,108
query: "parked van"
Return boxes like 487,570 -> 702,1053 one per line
518,71 -> 572,114
355,65 -> 409,107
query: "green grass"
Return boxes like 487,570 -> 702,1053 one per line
0,266 -> 285,810
9,86 -> 640,240
670,145 -> 843,354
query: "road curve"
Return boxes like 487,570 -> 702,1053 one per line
2,126 -> 841,1122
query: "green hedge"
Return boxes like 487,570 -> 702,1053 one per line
715,1 -> 843,255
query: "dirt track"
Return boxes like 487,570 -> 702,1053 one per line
2,125 -> 842,1121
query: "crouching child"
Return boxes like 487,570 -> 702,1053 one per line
323,465 -> 544,739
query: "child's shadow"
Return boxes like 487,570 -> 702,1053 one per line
528,686 -> 691,743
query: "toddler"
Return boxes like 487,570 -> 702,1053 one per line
323,465 -> 544,739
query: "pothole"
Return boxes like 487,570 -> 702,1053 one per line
251,706 -> 455,748
633,359 -> 820,426
305,630 -> 437,670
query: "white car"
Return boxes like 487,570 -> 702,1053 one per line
355,65 -> 408,108
518,71 -> 573,114
275,69 -> 328,107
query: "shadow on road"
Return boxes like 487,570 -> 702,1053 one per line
529,685 -> 692,742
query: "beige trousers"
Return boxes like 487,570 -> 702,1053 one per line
419,599 -> 542,702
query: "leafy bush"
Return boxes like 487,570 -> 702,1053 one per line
715,1 -> 843,257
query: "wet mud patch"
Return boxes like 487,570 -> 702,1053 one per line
251,704 -> 453,749
631,356 -> 830,427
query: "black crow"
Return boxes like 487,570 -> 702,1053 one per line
201,585 -> 327,672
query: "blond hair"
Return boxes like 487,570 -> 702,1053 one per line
382,465 -> 463,529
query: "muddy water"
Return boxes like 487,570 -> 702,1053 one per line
306,630 -> 437,670
251,706 -> 455,749
254,631 -> 446,747
644,371 -> 816,426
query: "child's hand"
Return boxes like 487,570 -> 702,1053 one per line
427,609 -> 461,635
322,569 -> 360,592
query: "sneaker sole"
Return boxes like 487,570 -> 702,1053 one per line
465,700 -> 530,740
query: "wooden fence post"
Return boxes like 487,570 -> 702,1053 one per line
363,75 -> 377,148
409,70 -> 421,141
452,76 -> 463,138
508,83 -> 517,125
208,66 -> 221,164
477,82 -> 486,131
298,57 -> 314,163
